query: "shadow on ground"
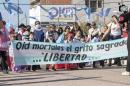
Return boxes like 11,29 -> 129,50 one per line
0,76 -> 100,86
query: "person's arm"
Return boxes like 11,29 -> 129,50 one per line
101,28 -> 111,41
113,17 -> 120,29
86,34 -> 91,42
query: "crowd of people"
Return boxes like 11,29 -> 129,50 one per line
0,14 -> 129,74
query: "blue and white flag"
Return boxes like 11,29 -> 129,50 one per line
3,3 -> 23,14
97,8 -> 111,17
56,33 -> 64,43
103,8 -> 111,17
84,7 -> 91,19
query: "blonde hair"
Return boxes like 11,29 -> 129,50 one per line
102,25 -> 108,33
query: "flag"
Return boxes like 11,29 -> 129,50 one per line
96,8 -> 103,17
6,22 -> 11,30
97,8 -> 111,17
3,3 -> 23,14
56,33 -> 64,43
84,7 -> 91,19
103,8 -> 111,17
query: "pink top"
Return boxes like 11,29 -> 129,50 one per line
0,27 -> 9,51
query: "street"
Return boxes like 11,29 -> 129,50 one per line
0,67 -> 130,86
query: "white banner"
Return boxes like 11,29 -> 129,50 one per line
9,38 -> 128,65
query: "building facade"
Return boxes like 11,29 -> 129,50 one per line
29,0 -> 130,26
30,0 -> 71,5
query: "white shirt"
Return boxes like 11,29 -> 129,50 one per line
108,22 -> 121,36
88,28 -> 100,41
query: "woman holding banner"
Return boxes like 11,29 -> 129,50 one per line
45,31 -> 56,71
107,15 -> 122,67
0,21 -> 9,74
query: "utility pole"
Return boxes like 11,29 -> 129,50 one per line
18,0 -> 20,29
25,13 -> 27,25
102,0 -> 105,24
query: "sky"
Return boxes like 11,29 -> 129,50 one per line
0,0 -> 29,30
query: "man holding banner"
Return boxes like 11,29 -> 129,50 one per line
121,9 -> 130,76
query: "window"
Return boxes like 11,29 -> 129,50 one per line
85,0 -> 102,12
90,0 -> 97,12
98,0 -> 102,8
85,0 -> 89,7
